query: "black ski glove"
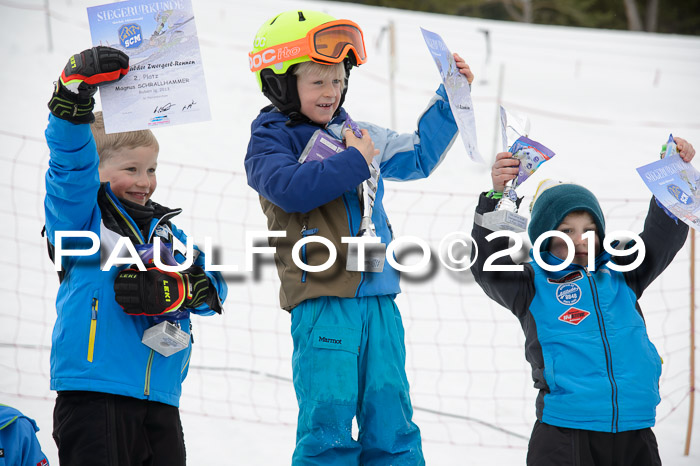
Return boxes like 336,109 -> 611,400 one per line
48,46 -> 129,124
114,265 -> 213,316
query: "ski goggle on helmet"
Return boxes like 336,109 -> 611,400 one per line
249,10 -> 367,87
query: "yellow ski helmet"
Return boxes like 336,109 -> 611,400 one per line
249,10 -> 367,118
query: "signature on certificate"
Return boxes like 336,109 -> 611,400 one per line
182,99 -> 198,111
154,103 -> 174,114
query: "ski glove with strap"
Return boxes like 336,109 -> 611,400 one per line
114,265 -> 213,316
48,46 -> 129,124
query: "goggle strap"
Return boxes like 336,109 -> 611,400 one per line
249,38 -> 310,72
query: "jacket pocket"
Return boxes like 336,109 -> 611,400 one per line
300,227 -> 318,283
87,290 -> 99,363
181,322 -> 193,376
543,352 -> 557,392
647,340 -> 663,390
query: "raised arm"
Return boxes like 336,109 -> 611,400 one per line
375,53 -> 473,181
44,46 -> 129,243
620,137 -> 695,296
471,152 -> 535,316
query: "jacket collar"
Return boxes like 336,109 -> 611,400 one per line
254,104 -> 348,131
98,183 -> 182,244
529,242 -> 616,275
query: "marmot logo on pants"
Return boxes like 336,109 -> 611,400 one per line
319,336 -> 342,344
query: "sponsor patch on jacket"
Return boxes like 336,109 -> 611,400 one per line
38,459 -> 49,466
558,307 -> 590,325
556,283 -> 581,305
0,448 -> 4,457
547,270 -> 583,284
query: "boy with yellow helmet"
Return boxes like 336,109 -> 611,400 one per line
245,9 -> 473,464
249,10 -> 366,121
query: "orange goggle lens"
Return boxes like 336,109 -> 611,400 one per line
249,20 -> 367,72
313,23 -> 366,64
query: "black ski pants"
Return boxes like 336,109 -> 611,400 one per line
53,391 -> 186,466
526,420 -> 661,466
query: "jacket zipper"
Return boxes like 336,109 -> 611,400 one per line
108,190 -> 181,399
87,293 -> 98,362
110,193 -> 153,396
144,349 -> 154,396
584,266 -> 619,432
182,349 -> 192,375
182,322 -> 193,374
341,194 -> 365,294
300,221 -> 317,283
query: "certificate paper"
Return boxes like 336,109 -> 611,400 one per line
87,0 -> 210,133
637,135 -> 700,232
421,27 -> 483,164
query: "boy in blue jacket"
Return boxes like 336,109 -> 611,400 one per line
44,46 -> 227,466
245,9 -> 472,465
471,139 -> 695,466
0,404 -> 49,465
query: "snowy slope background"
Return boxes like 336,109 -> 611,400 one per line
1,0 -> 700,464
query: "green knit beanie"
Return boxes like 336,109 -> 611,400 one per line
528,182 -> 605,249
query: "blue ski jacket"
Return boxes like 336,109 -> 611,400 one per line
44,115 -> 227,407
471,193 -> 688,432
245,85 -> 458,310
0,404 -> 49,466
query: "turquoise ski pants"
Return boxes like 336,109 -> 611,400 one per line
290,295 -> 424,465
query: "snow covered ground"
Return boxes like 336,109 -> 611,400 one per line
1,0 -> 700,464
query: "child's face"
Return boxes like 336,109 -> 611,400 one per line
98,145 -> 158,205
297,69 -> 343,125
549,211 -> 600,267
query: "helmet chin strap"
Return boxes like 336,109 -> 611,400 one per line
260,67 -> 301,117
262,59 -> 354,127
335,58 -> 352,114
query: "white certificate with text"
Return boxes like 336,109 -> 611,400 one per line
421,27 -> 483,164
87,0 -> 211,133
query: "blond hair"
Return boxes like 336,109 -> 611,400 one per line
293,61 -> 346,91
91,111 -> 159,164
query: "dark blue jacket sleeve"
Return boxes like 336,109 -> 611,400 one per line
470,192 -> 536,318
245,121 -> 370,214
619,196 -> 689,298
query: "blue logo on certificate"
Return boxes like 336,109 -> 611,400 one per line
119,23 -> 142,49
667,184 -> 693,205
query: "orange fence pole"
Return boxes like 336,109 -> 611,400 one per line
685,229 -> 696,456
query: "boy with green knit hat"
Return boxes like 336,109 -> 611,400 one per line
470,139 -> 694,465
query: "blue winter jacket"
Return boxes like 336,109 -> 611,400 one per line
0,404 -> 49,465
245,85 -> 458,310
471,193 -> 688,432
44,115 -> 227,407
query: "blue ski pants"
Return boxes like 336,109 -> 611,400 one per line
290,295 -> 424,465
